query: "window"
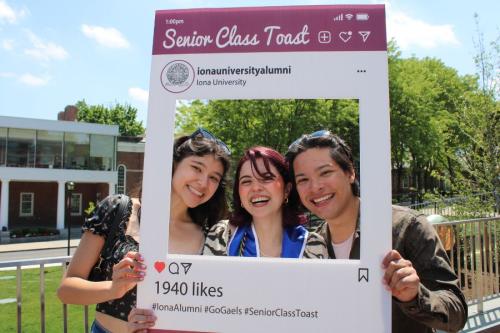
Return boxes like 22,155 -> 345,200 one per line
116,164 -> 126,194
20,192 -> 34,216
36,130 -> 63,168
64,132 -> 90,169
70,193 -> 82,216
89,135 -> 115,170
7,128 -> 36,167
0,128 -> 6,166
401,174 -> 410,189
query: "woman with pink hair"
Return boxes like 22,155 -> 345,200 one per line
204,146 -> 327,259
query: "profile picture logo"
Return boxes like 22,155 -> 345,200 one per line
161,60 -> 195,93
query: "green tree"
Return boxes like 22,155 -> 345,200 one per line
175,99 -> 359,164
388,18 -> 498,211
176,39 -> 497,211
447,16 -> 499,209
388,41 -> 472,198
76,100 -> 145,136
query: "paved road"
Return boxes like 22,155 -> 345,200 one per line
0,239 -> 80,266
0,247 -> 77,263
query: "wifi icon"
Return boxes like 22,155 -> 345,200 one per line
345,13 -> 354,20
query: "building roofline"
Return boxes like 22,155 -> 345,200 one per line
0,115 -> 119,136
117,141 -> 145,153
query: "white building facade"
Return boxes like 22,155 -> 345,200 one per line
0,116 -> 119,231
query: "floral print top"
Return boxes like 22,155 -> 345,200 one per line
82,195 -> 138,321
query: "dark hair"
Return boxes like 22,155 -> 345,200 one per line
230,146 -> 301,227
285,131 -> 360,209
173,134 -> 231,230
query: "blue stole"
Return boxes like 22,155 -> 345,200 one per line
227,223 -> 309,258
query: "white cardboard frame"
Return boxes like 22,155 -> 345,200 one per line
139,5 -> 391,332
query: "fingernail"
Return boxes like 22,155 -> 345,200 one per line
139,271 -> 145,277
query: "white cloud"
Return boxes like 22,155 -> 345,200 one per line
81,24 -> 130,48
18,73 -> 49,86
385,2 -> 459,49
0,0 -> 27,24
1,38 -> 13,50
0,71 -> 15,78
0,1 -> 15,23
24,31 -> 68,61
128,87 -> 149,103
0,71 -> 49,86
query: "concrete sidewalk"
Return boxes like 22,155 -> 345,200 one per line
0,239 -> 81,253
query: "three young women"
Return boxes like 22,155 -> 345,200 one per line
127,145 -> 328,332
57,129 -> 231,333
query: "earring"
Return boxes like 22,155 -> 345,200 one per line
284,197 -> 289,204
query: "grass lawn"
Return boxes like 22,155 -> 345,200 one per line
0,266 -> 95,332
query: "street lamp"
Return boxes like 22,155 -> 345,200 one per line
66,181 -> 75,256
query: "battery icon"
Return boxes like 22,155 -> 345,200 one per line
356,13 -> 369,21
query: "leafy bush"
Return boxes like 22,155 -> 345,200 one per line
84,201 -> 96,216
10,227 -> 60,238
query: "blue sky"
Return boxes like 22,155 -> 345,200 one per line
0,0 -> 498,126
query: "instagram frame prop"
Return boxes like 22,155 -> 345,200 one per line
139,5 -> 391,332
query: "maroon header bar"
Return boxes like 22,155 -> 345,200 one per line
152,5 -> 386,55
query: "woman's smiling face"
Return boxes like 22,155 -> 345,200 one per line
293,147 -> 356,222
171,154 -> 224,208
238,158 -> 289,221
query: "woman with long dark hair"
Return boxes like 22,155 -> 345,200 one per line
168,129 -> 230,254
58,128 -> 231,333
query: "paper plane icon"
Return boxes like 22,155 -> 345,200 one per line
358,31 -> 371,42
181,262 -> 192,274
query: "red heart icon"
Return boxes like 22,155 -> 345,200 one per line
154,261 -> 166,273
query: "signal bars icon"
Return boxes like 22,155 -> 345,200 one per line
333,13 -> 343,21
333,13 -> 355,21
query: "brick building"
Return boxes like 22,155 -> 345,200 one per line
116,136 -> 144,198
0,106 -> 144,232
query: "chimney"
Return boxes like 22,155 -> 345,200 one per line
57,105 -> 79,121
